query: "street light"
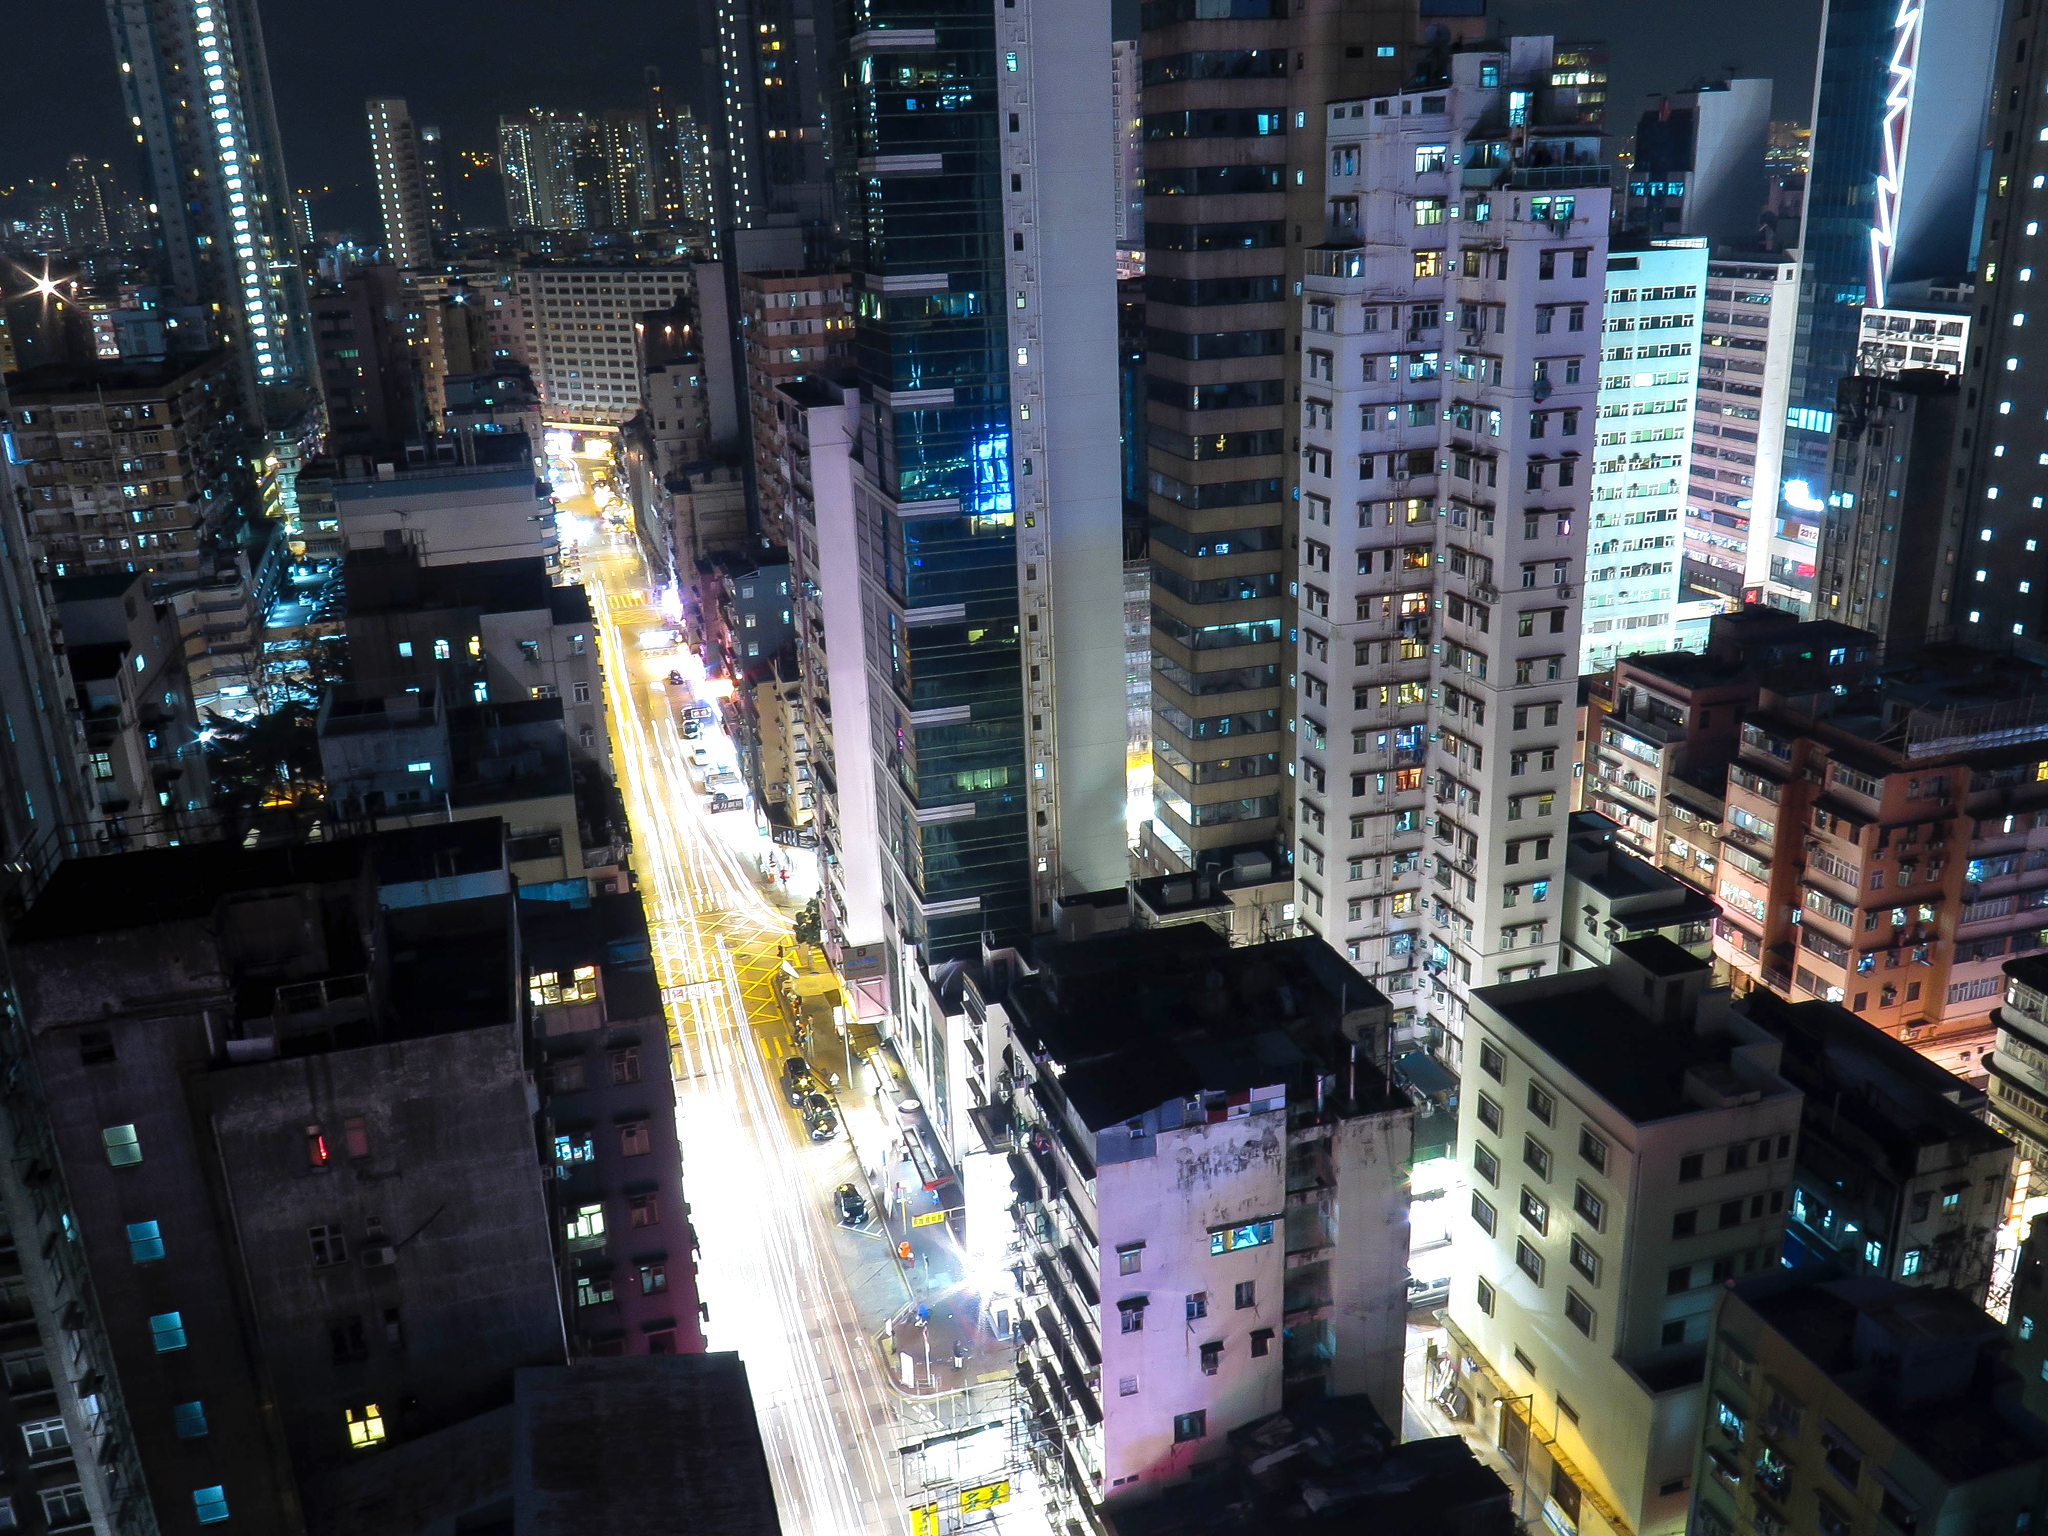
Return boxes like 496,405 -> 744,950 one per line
1493,1393 -> 1535,1528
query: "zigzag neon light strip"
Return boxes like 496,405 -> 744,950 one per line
1869,0 -> 1923,311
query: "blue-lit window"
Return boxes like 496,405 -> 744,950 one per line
1209,1220 -> 1274,1254
174,1401 -> 208,1439
194,1485 -> 229,1524
1716,1398 -> 1744,1438
127,1221 -> 164,1264
150,1312 -> 187,1352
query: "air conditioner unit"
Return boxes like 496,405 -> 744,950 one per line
1463,331 -> 1486,347
1392,470 -> 1412,482
361,1245 -> 397,1269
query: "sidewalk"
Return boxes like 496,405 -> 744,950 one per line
1401,1313 -> 1540,1528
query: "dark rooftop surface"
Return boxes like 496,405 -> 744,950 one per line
513,1355 -> 781,1534
50,572 -> 142,604
5,350 -> 229,398
1616,933 -> 1704,977
1115,1395 -> 1512,1536
1007,926 -> 1397,1129
1737,989 -> 1999,1160
65,640 -> 127,682
1478,967 -> 1779,1125
373,817 -> 505,887
1739,1276 -> 2048,1486
343,549 -> 555,616
14,840 -> 371,942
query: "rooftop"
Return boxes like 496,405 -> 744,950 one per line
517,892 -> 662,1023
1736,989 -> 2001,1163
1735,1273 -> 2048,1486
513,1355 -> 780,1534
1006,926 -> 1399,1129
1476,947 -> 1794,1123
14,839 -> 370,942
5,350 -> 231,400
344,549 -> 555,617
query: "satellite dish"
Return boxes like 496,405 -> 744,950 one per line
1533,377 -> 1554,403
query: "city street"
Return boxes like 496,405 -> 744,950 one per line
579,497 -> 909,1536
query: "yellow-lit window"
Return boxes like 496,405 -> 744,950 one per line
345,1404 -> 385,1449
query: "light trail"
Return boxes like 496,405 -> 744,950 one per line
585,542 -> 906,1536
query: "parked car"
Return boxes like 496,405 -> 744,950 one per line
834,1183 -> 868,1226
781,1057 -> 817,1108
802,1094 -> 839,1142
681,721 -> 702,739
688,746 -> 711,768
705,769 -> 741,790
666,670 -> 685,687
1407,1270 -> 1450,1310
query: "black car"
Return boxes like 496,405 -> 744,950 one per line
782,1056 -> 817,1108
681,721 -> 702,739
802,1093 -> 839,1142
667,670 -> 684,686
834,1183 -> 868,1226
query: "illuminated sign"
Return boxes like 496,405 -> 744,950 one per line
961,1481 -> 1011,1512
1869,0 -> 1923,310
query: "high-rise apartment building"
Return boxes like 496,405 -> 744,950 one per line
106,0 -> 316,415
1619,81 -> 1771,247
1812,370 -> 1962,649
61,155 -> 116,249
1938,0 -> 2048,647
367,98 -> 435,269
596,110 -> 654,231
417,122 -> 449,235
498,110 -> 587,230
1582,238 -> 1708,672
1778,0 -> 1999,548
643,67 -> 684,230
1690,256 -> 1797,610
815,0 -> 1128,987
713,0 -> 832,263
513,262 -> 694,425
1451,940 -> 1804,1536
1289,39 -> 1608,1067
1136,0 -> 1420,883
1110,41 -> 1143,248
737,270 -> 851,549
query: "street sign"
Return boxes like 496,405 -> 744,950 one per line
910,1210 -> 947,1228
771,826 -> 819,849
961,1480 -> 1011,1513
909,1502 -> 939,1536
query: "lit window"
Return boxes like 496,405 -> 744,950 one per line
174,1401 -> 208,1438
102,1124 -> 142,1167
345,1403 -> 386,1448
149,1312 -> 187,1352
193,1486 -> 230,1524
126,1220 -> 164,1263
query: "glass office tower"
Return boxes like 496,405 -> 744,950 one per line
826,0 -> 1128,968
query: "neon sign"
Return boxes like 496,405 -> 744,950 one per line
1868,0 -> 1923,311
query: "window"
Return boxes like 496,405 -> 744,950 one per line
42,1488 -> 87,1526
1662,1319 -> 1688,1346
1186,1292 -> 1208,1321
1679,1152 -> 1704,1182
1523,1136 -> 1552,1180
79,1031 -> 115,1066
1578,1128 -> 1608,1174
620,1122 -> 652,1157
1573,1183 -> 1605,1230
566,1203 -> 605,1245
1476,1094 -> 1503,1134
1514,1238 -> 1544,1284
1672,1210 -> 1697,1238
1472,1192 -> 1498,1235
1569,1235 -> 1600,1283
193,1486 -> 230,1525
1119,1245 -> 1144,1275
1174,1410 -> 1208,1443
1824,1429 -> 1863,1489
102,1123 -> 141,1167
1526,1083 -> 1555,1124
1478,1040 -> 1505,1080
1209,1221 -> 1275,1253
1235,1281 -> 1256,1310
1199,1341 -> 1223,1375
1564,1290 -> 1595,1336
20,1417 -> 66,1456
174,1400 -> 208,1439
1476,1277 -> 1496,1315
346,1403 -> 387,1448
1120,1375 -> 1140,1396
576,1274 -> 614,1307
127,1220 -> 164,1263
310,1224 -> 348,1266
1119,1298 -> 1147,1332
1519,1188 -> 1550,1234
1719,1199 -> 1744,1229
629,1193 -> 659,1227
149,1312 -> 187,1352
1474,1143 -> 1501,1185
609,1048 -> 641,1084
1250,1327 -> 1273,1356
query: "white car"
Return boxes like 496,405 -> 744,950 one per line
688,746 -> 711,768
705,769 -> 741,790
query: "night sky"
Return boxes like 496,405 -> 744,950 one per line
1,0 -> 1821,238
